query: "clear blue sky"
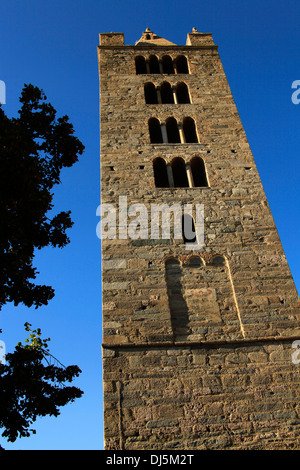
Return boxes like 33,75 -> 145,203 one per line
0,0 -> 299,450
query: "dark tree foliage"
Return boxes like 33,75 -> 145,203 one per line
0,84 -> 85,310
0,86 -> 84,447
0,324 -> 83,443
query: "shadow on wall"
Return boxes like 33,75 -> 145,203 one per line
165,255 -> 241,341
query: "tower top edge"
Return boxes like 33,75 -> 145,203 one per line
99,29 -> 215,47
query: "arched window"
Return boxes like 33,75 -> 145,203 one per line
153,157 -> 169,188
144,82 -> 158,104
149,55 -> 160,74
183,117 -> 198,143
135,56 -> 147,74
164,252 -> 239,340
165,257 -> 188,338
148,118 -> 163,143
171,157 -> 189,187
166,118 -> 180,143
162,55 -> 174,74
160,82 -> 174,104
165,257 -> 180,267
175,55 -> 189,74
189,256 -> 204,267
176,82 -> 190,104
212,255 -> 226,266
190,156 -> 208,187
182,214 -> 196,243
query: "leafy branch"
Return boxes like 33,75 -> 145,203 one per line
0,324 -> 83,444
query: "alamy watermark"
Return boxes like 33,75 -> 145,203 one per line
96,196 -> 204,250
291,80 -> 300,104
0,80 -> 6,105
292,340 -> 300,364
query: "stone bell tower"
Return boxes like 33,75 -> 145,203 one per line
98,28 -> 300,450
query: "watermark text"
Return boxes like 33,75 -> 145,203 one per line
96,197 -> 204,250
291,80 -> 300,104
292,340 -> 300,364
0,80 -> 6,105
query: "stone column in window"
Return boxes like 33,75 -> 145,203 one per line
178,122 -> 186,143
159,61 -> 164,74
156,86 -> 162,104
172,87 -> 178,104
186,163 -> 194,187
161,122 -> 168,143
167,164 -> 174,187
146,60 -> 150,74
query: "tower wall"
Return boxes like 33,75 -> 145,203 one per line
98,30 -> 300,450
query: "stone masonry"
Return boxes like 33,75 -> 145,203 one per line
98,29 -> 300,450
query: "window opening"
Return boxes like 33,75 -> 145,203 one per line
144,82 -> 158,104
135,56 -> 147,74
183,117 -> 198,143
166,117 -> 181,143
149,118 -> 163,143
176,82 -> 190,104
190,156 -> 208,187
149,55 -> 160,74
153,157 -> 169,187
175,55 -> 189,74
160,82 -> 174,104
171,157 -> 189,187
162,55 -> 175,74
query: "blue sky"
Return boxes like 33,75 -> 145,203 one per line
0,0 -> 299,450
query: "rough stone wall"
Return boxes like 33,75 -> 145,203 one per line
98,31 -> 300,450
103,342 -> 300,450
